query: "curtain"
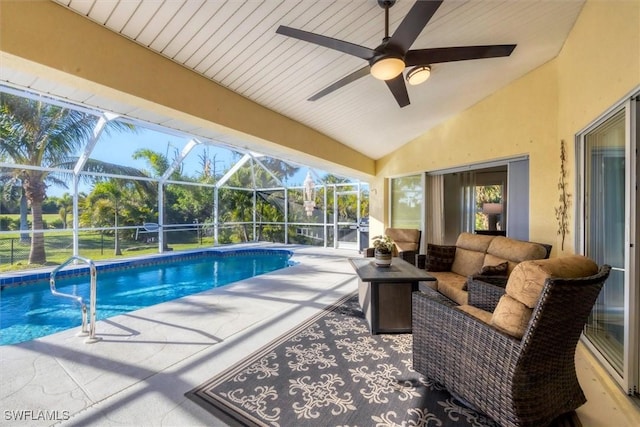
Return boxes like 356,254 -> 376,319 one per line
459,171 -> 476,233
425,174 -> 444,244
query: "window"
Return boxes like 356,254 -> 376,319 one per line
475,184 -> 504,232
474,169 -> 506,235
390,174 -> 423,229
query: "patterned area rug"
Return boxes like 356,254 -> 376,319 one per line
186,293 -> 581,427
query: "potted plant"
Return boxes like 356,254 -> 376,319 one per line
372,234 -> 395,267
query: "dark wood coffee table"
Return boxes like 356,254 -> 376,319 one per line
349,257 -> 435,334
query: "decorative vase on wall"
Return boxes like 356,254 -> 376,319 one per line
374,250 -> 392,267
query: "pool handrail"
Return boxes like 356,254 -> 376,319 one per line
50,256 -> 101,344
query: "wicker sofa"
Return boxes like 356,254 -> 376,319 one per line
412,256 -> 611,427
416,232 -> 551,305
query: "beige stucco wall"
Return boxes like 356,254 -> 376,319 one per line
0,0 -> 375,180
373,0 -> 640,255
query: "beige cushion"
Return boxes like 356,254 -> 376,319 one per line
455,232 -> 495,252
385,228 -> 421,254
484,238 -> 548,276
457,304 -> 492,324
487,236 -> 547,263
451,248 -> 485,277
450,233 -> 495,277
506,255 -> 599,308
491,295 -> 533,338
429,271 -> 469,305
490,255 -> 599,339
396,241 -> 418,252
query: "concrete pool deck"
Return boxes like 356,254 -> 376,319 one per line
1,245 -> 639,426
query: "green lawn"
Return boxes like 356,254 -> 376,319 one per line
0,218 -> 214,272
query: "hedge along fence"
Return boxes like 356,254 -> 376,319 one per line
0,226 -> 217,269
0,217 -> 66,232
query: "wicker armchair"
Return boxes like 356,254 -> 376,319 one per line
364,228 -> 421,264
412,257 -> 611,427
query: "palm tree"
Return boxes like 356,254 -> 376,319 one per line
132,147 -> 178,247
19,186 -> 29,241
218,158 -> 299,243
132,148 -> 172,177
80,175 -> 156,251
57,192 -> 73,229
0,93 -> 135,264
85,181 -> 128,255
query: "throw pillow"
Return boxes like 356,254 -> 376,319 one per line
425,244 -> 457,272
479,261 -> 509,276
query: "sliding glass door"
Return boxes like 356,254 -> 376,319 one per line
579,96 -> 638,394
582,109 -> 626,373
427,158 -> 529,245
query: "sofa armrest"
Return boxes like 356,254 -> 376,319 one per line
467,278 -> 507,312
469,274 -> 508,287
414,285 -> 457,305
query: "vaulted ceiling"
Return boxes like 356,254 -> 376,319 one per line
12,0 -> 585,160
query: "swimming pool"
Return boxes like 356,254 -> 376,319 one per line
0,249 -> 292,345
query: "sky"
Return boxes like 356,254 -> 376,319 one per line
48,124 -> 334,198
87,127 -> 236,179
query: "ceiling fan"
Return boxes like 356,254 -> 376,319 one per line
276,0 -> 516,108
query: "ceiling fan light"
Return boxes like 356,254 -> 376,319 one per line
406,65 -> 431,85
370,56 -> 405,80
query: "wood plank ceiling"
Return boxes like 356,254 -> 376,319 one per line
14,1 -> 586,161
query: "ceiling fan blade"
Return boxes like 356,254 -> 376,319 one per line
308,66 -> 371,101
385,74 -> 410,108
387,0 -> 444,53
276,26 -> 376,60
405,45 -> 517,66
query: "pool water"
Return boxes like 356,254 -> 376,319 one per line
0,250 -> 292,345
